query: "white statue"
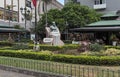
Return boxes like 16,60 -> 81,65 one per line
44,22 -> 64,46
50,22 -> 58,32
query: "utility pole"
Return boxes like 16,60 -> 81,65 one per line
45,2 -> 47,26
11,0 -> 13,21
4,0 -> 6,20
35,2 -> 37,43
25,0 -> 27,30
18,0 -> 20,22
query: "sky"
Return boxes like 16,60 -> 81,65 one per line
57,0 -> 64,5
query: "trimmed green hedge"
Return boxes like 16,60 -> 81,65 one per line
0,50 -> 120,65
29,44 -> 79,51
0,50 -> 51,61
105,46 -> 120,50
0,41 -> 14,46
51,55 -> 120,65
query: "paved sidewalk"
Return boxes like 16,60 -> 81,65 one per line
0,69 -> 35,77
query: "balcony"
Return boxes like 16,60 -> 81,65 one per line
94,4 -> 106,10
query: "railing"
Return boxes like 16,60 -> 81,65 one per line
94,3 -> 106,10
0,56 -> 119,77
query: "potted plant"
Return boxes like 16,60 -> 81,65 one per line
110,34 -> 118,46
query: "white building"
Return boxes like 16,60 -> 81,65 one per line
0,0 -> 63,31
65,0 -> 120,14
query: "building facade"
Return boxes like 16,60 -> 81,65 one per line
65,0 -> 120,13
32,0 -> 63,25
0,0 -> 63,31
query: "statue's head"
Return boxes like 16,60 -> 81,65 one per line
52,21 -> 55,24
52,21 -> 56,26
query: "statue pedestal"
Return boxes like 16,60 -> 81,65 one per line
51,32 -> 64,46
43,38 -> 53,45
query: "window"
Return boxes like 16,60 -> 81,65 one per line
0,11 -> 3,19
42,2 -> 45,12
70,0 -> 78,3
94,0 -> 105,5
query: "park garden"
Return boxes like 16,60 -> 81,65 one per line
0,41 -> 120,77
0,2 -> 120,77
1,41 -> 120,66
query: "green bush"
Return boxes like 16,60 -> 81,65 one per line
0,41 -> 14,46
102,48 -> 120,56
51,55 -> 120,65
105,46 -> 120,50
12,43 -> 29,50
80,51 -> 101,56
0,47 -> 12,50
63,40 -> 72,44
29,44 -> 79,51
0,50 -> 51,60
20,38 -> 31,43
89,43 -> 104,52
0,50 -> 120,65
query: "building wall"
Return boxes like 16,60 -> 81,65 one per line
32,0 -> 63,20
77,0 -> 94,8
0,0 -> 63,31
104,0 -> 120,13
0,0 -> 25,28
65,0 -> 120,13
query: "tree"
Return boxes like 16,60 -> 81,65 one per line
14,24 -> 24,30
62,3 -> 101,28
36,9 -> 65,34
37,2 -> 101,34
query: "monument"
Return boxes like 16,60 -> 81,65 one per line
43,22 -> 64,46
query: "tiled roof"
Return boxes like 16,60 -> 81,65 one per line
87,20 -> 120,27
101,11 -> 119,17
0,24 -> 13,28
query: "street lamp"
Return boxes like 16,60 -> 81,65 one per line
66,21 -> 69,40
20,7 -> 31,38
6,5 -> 16,42
7,5 -> 12,42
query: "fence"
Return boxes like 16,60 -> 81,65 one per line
0,56 -> 120,77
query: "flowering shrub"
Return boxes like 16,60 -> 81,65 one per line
103,48 -> 120,56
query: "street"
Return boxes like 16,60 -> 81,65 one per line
0,69 -> 35,77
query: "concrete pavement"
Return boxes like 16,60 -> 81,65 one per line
0,69 -> 35,77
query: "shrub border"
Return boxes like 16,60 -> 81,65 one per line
0,50 -> 120,66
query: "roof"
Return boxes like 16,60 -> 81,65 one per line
0,24 -> 13,28
87,20 -> 120,27
0,28 -> 22,33
101,11 -> 119,17
70,26 -> 120,32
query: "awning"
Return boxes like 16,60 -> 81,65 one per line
0,24 -> 13,28
87,20 -> 120,27
70,26 -> 120,32
101,11 -> 119,18
0,28 -> 22,33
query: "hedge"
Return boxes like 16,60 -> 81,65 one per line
0,50 -> 120,65
51,55 -> 120,65
0,50 -> 51,61
0,41 -> 14,46
29,44 -> 79,51
105,46 -> 120,50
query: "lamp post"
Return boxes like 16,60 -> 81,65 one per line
7,6 -> 11,27
20,7 -> 30,38
7,5 -> 12,41
66,21 -> 69,40
6,5 -> 16,42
